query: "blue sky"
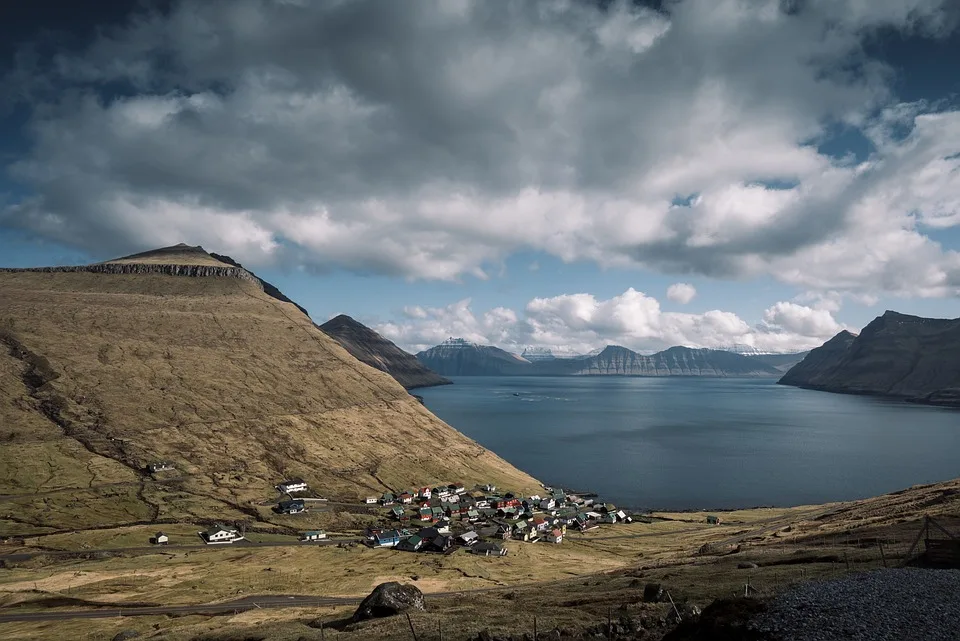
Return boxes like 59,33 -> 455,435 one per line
2,0 -> 960,354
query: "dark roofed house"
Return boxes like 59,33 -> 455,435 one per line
396,535 -> 424,552
278,499 -> 306,514
470,541 -> 507,556
429,534 -> 454,552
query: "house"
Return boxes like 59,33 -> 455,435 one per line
201,524 -> 242,544
419,487 -> 432,500
532,517 -> 549,532
147,461 -> 175,473
435,519 -> 452,535
300,530 -> 327,541
615,510 -> 628,522
396,535 -> 424,552
278,499 -> 306,514
459,531 -> 480,546
277,479 -> 308,494
482,484 -> 497,493
399,492 -> 414,504
380,492 -> 396,505
390,506 -> 406,520
475,525 -> 499,538
153,532 -> 169,545
467,509 -> 481,522
431,506 -> 445,519
374,530 -> 402,548
539,498 -> 556,510
365,496 -> 378,504
546,529 -> 563,544
429,535 -> 454,552
470,542 -> 507,557
707,515 -> 722,525
419,507 -> 434,521
475,499 -> 490,509
453,483 -> 466,494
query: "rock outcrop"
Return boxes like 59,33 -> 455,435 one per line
778,311 -> 960,406
0,262 -> 259,282
352,582 -> 425,621
320,315 -> 450,389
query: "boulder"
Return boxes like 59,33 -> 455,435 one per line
111,632 -> 140,641
737,562 -> 759,569
352,581 -> 425,621
643,582 -> 664,603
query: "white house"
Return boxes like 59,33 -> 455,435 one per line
154,532 -> 169,545
458,531 -> 480,546
300,530 -> 327,541
365,496 -> 378,504
546,529 -> 563,544
277,479 -> 308,494
201,524 -> 242,544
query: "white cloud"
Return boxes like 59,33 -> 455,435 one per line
378,288 -> 848,355
2,0 -> 959,299
666,282 -> 697,304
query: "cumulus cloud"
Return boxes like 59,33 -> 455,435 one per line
666,282 -> 697,304
2,0 -> 960,297
378,288 -> 848,355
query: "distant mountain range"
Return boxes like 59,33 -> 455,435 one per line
778,311 -> 960,407
416,338 -> 807,377
319,315 -> 451,390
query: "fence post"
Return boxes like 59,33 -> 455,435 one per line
406,612 -> 419,641
534,615 -> 538,641
438,618 -> 442,641
879,541 -> 887,568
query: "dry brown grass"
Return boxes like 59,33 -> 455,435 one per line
0,267 -> 539,535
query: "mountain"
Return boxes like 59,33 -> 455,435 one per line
544,345 -> 783,376
319,314 -> 451,389
416,338 -> 533,376
778,311 -> 960,406
0,245 -> 539,533
417,341 -> 782,377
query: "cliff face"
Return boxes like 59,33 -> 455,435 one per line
778,312 -> 960,406
417,341 -> 783,377
416,339 -> 533,376
549,345 -> 782,376
320,315 -> 451,389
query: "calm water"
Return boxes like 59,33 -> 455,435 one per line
418,377 -> 960,510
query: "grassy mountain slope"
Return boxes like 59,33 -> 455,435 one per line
0,248 -> 538,534
779,312 -> 960,406
320,314 -> 451,389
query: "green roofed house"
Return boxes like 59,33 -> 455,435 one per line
391,506 -> 405,519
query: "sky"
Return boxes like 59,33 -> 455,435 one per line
1,0 -> 959,355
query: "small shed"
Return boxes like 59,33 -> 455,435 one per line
154,532 -> 169,545
707,515 -> 722,525
300,530 -> 327,541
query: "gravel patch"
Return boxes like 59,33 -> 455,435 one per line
750,568 -> 960,641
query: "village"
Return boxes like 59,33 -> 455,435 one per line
171,477 -> 647,554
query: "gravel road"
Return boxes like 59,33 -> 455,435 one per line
750,568 -> 960,641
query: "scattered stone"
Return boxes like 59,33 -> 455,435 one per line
111,631 -> 140,641
352,581 -> 425,621
643,582 -> 664,603
751,568 -> 960,641
737,562 -> 759,569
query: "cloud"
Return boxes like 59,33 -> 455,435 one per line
378,288 -> 847,355
666,282 -> 697,304
2,0 -> 960,298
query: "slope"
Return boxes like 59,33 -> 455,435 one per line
778,311 -> 960,406
0,246 -> 539,534
319,315 -> 451,390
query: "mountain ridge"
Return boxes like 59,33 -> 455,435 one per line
319,314 -> 451,389
778,311 -> 960,406
417,339 -> 803,377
